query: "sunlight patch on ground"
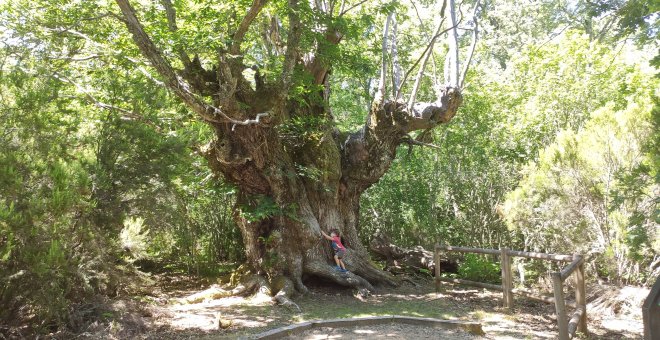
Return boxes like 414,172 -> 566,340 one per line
353,329 -> 376,334
169,312 -> 216,330
162,295 -> 276,331
599,317 -> 643,334
376,293 -> 435,300
478,311 -> 554,339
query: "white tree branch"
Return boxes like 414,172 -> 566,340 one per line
459,0 -> 480,87
407,18 -> 444,112
390,14 -> 402,100
372,12 -> 392,109
446,0 -> 459,88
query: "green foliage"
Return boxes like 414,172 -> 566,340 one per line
240,195 -> 298,223
503,93 -> 658,285
120,217 -> 150,260
361,28 -> 657,288
0,0 -> 657,335
277,115 -> 329,146
0,1 -> 245,329
457,254 -> 501,284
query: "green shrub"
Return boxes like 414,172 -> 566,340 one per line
458,254 -> 501,284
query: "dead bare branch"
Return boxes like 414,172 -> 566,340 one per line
372,12 -> 393,108
390,15 -> 402,100
447,0 -> 459,87
396,20 -> 465,102
407,18 -> 444,112
459,0 -> 480,87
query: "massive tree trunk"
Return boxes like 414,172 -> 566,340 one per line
114,0 -> 467,299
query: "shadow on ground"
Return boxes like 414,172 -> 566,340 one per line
90,275 -> 643,339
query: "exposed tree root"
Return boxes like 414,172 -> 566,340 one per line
180,271 -> 304,312
180,273 -> 266,304
181,255 -> 396,310
304,261 -> 376,291
271,276 -> 302,312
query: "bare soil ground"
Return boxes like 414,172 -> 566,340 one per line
291,323 -> 479,339
73,274 -> 645,339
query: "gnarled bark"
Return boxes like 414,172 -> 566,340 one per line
114,0 -> 470,303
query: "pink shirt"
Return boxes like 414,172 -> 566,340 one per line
331,236 -> 345,250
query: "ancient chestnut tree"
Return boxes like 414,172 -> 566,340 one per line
114,0 -> 479,302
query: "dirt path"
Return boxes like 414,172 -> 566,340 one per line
111,275 -> 643,340
291,323 -> 480,339
80,275 -> 643,339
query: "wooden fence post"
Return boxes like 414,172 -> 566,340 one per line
552,272 -> 569,340
435,244 -> 442,293
574,254 -> 587,334
500,248 -> 513,309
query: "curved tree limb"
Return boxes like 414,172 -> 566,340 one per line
305,28 -> 343,85
115,0 -> 266,126
342,87 -> 462,192
230,0 -> 269,55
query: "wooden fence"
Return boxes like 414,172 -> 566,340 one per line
434,245 -> 587,340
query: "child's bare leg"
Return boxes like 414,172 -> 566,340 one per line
334,255 -> 341,267
339,259 -> 346,270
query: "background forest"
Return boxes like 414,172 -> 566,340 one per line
0,0 -> 658,334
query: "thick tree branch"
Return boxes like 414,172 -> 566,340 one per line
231,0 -> 269,55
305,29 -> 343,85
280,0 -> 302,96
343,87 -> 462,192
115,0 -> 266,126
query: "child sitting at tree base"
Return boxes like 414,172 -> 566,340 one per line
321,229 -> 348,272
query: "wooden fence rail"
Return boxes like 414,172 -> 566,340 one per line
434,245 -> 587,340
